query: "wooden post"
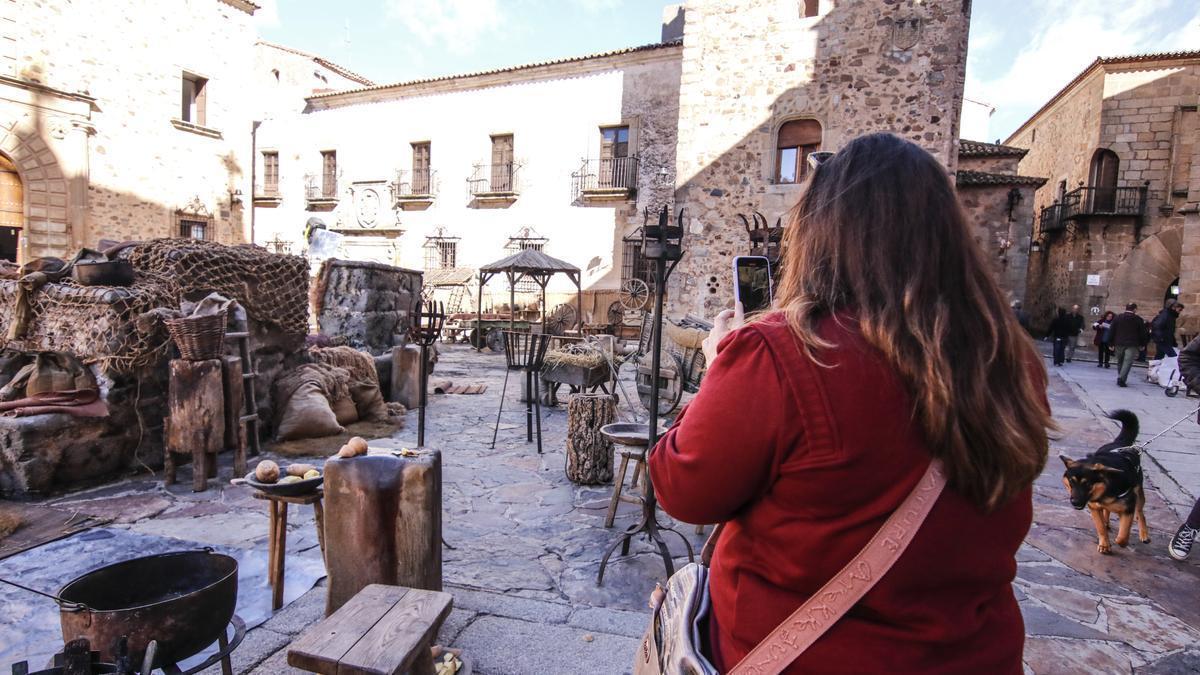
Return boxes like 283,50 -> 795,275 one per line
565,393 -> 616,484
323,451 -> 442,616
165,358 -> 224,492
221,356 -> 247,477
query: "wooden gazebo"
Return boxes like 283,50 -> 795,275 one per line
477,248 -> 582,337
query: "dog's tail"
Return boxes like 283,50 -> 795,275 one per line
1108,409 -> 1140,447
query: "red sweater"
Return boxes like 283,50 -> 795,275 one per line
649,314 -> 1032,674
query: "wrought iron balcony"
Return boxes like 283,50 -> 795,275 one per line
305,181 -> 338,210
572,156 -> 639,201
1062,185 -> 1147,220
1039,203 -> 1066,233
467,163 -> 520,198
392,169 -> 437,203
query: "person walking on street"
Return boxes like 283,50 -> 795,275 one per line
1151,301 -> 1184,359
1093,310 -> 1115,368
1167,335 -> 1200,559
1110,303 -> 1147,387
1049,308 -> 1072,367
1013,300 -> 1031,334
1066,304 -> 1085,362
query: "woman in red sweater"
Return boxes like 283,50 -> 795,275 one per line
649,133 -> 1052,673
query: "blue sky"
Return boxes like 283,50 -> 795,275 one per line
258,0 -> 1200,141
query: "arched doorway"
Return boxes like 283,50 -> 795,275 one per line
1089,148 -> 1119,213
0,155 -> 21,262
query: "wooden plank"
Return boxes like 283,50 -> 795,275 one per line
289,585 -> 408,674
338,588 -> 453,675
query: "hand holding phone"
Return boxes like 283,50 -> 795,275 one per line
703,302 -> 745,366
733,256 -> 773,314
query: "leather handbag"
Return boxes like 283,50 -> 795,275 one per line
635,460 -> 947,675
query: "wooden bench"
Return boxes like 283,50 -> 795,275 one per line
289,584 -> 453,675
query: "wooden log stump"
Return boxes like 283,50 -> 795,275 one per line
163,358 -> 224,492
221,356 -> 247,477
565,393 -> 616,485
323,450 -> 442,616
392,345 -> 423,409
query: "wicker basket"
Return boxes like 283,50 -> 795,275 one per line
165,311 -> 227,361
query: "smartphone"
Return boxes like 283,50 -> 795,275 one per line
733,256 -> 773,314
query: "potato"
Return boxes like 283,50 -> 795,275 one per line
286,463 -> 315,477
337,444 -> 357,459
278,475 -> 302,484
303,469 -> 320,480
254,460 -> 280,484
347,437 -> 369,456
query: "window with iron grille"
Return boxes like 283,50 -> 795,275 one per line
321,151 -> 337,198
424,239 -> 457,270
178,217 -> 211,241
621,234 -> 652,287
505,230 -> 547,293
262,151 -> 279,195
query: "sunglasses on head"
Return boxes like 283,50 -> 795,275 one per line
807,151 -> 835,171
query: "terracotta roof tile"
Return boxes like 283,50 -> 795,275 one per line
959,140 -> 1028,158
956,170 -> 1047,187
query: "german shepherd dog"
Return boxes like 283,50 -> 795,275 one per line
1061,410 -> 1151,554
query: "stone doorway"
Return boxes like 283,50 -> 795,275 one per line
0,154 -> 22,262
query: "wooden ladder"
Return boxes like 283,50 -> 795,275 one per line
225,327 -> 262,461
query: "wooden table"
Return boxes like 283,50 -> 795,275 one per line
253,489 -> 326,611
288,584 -> 453,675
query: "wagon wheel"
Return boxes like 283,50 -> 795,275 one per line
620,279 -> 650,312
486,326 -> 505,353
607,301 -> 625,325
683,349 -> 707,393
469,328 -> 485,349
636,351 -> 685,415
546,303 -> 578,336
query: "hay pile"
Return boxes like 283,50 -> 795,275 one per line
0,508 -> 21,543
543,343 -> 607,369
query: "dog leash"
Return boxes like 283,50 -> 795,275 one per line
1118,404 -> 1200,452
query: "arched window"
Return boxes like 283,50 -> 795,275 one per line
775,119 -> 822,184
1089,148 -> 1119,212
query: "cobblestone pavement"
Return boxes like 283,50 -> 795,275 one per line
5,343 -> 1200,673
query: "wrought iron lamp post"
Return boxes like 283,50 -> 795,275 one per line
597,205 -> 695,585
411,300 -> 445,448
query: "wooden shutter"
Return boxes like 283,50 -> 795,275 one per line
491,135 -> 513,191
778,119 -> 822,149
322,151 -> 337,198
194,78 -> 207,127
263,152 -> 279,193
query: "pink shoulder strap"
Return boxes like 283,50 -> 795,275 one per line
728,460 -> 947,675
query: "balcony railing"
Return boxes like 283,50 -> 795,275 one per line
467,163 -> 520,197
392,169 -> 437,201
1062,185 -> 1147,220
1039,203 -> 1066,233
306,183 -> 338,201
572,156 -> 639,200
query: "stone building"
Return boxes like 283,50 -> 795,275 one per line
955,140 -> 1046,302
252,0 -> 972,319
668,0 -> 971,315
1007,51 -> 1200,332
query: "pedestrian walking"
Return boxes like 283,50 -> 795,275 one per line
1012,300 -> 1031,334
1110,303 -> 1148,387
1065,304 -> 1085,362
1093,310 -> 1115,368
1048,308 -> 1072,366
1151,301 -> 1184,359
650,134 -> 1052,673
1167,335 -> 1200,560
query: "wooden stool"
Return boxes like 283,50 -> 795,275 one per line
604,449 -> 646,528
289,583 -> 453,675
163,358 -> 224,492
254,489 -> 326,611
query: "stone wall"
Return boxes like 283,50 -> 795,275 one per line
316,259 -> 423,354
669,0 -> 970,316
1011,56 -> 1200,331
957,183 -> 1040,303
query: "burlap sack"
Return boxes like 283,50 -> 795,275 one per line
276,381 -> 344,441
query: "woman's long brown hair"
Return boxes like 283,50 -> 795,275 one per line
776,133 -> 1051,511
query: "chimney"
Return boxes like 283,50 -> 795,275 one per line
661,4 -> 685,43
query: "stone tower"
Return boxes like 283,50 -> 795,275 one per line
669,0 -> 971,316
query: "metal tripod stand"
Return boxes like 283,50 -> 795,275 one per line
597,205 -> 695,585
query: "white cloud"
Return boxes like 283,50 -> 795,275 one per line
385,0 -> 504,54
965,0 -> 1200,139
